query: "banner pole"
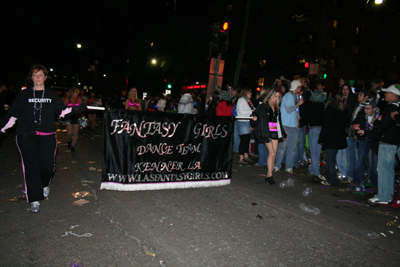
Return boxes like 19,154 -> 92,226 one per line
87,106 -> 106,111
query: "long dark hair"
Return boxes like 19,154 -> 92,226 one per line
327,92 -> 345,110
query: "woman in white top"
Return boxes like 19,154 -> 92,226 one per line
236,88 -> 255,164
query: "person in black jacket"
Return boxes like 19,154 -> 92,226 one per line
0,64 -> 86,213
297,77 -> 313,166
252,88 -> 286,184
318,92 -> 349,185
307,81 -> 327,177
335,84 -> 357,181
352,99 -> 380,188
369,84 -> 400,204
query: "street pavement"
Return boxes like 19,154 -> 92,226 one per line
1,121 -> 400,267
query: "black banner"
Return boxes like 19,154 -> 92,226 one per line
100,110 -> 234,191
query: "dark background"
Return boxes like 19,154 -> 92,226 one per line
2,0 -> 400,97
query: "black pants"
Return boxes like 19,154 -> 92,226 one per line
16,133 -> 57,203
239,134 -> 251,155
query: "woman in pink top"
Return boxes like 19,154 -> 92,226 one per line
125,87 -> 142,111
63,88 -> 82,151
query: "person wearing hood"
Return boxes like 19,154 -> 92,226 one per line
318,92 -> 349,185
307,81 -> 327,177
344,88 -> 372,183
369,84 -> 400,204
352,99 -> 380,189
215,90 -> 234,116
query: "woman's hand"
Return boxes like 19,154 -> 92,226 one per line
357,130 -> 365,136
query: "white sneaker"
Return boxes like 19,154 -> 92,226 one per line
285,168 -> 293,174
273,166 -> 280,172
368,196 -> 388,204
43,186 -> 50,198
30,201 -> 40,213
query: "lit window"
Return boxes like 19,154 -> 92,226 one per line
259,60 -> 266,67
352,45 -> 359,54
333,19 -> 338,28
299,55 -> 306,64
355,26 -> 359,35
227,4 -> 233,11
388,72 -> 399,80
258,78 -> 265,86
393,55 -> 398,63
309,34 -> 313,42
351,63 -> 357,72
330,59 -> 335,68
332,39 -> 336,48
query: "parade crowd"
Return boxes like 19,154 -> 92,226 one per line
1,65 -> 400,212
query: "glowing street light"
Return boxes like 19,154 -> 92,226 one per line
375,0 -> 383,4
151,59 -> 157,65
77,44 -> 82,49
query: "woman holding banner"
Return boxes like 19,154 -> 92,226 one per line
236,88 -> 255,165
125,87 -> 141,111
0,64 -> 86,213
252,89 -> 285,184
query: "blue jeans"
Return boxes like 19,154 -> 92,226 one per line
236,120 -> 251,135
258,143 -> 268,166
274,140 -> 286,169
377,143 -> 400,202
325,149 -> 339,185
346,137 -> 357,179
282,126 -> 299,170
297,126 -> 306,163
308,127 -> 322,176
354,140 -> 378,186
336,148 -> 347,176
234,122 -> 240,153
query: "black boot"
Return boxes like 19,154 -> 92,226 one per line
265,176 -> 276,185
68,142 -> 71,149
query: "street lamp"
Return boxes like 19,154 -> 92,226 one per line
375,0 -> 383,4
77,43 -> 82,49
151,59 -> 157,65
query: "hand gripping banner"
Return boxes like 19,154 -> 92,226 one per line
100,110 -> 234,191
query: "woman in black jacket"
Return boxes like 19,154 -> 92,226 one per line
252,89 -> 286,184
318,92 -> 349,185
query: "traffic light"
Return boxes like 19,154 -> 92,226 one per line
167,84 -> 172,89
219,21 -> 229,52
304,62 -> 309,68
210,21 -> 230,55
318,59 -> 327,79
210,23 -> 220,54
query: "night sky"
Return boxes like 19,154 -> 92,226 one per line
2,0 -> 216,95
3,0 -> 400,96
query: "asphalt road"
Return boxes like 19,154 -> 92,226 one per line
1,121 -> 399,267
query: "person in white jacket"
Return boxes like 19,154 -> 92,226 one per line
235,88 -> 255,164
178,90 -> 195,114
